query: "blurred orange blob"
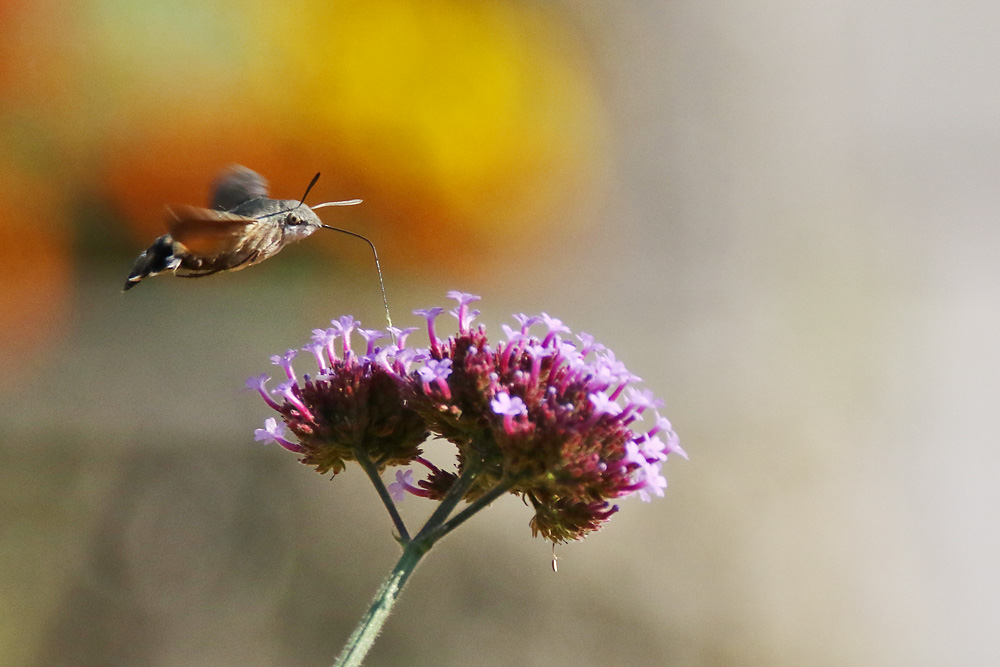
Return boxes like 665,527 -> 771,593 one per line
101,115 -> 331,244
0,167 -> 73,381
0,0 -> 73,106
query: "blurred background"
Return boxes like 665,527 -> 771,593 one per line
2,0 -> 998,665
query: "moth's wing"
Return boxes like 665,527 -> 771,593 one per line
210,165 -> 269,211
167,205 -> 258,257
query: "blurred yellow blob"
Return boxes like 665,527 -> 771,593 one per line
243,0 -> 607,271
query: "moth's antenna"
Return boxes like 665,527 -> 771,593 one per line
298,172 -> 322,207
313,199 -> 363,208
300,173 -> 362,208
316,220 -> 393,333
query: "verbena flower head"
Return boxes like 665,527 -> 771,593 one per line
251,292 -> 683,542
251,327 -> 428,476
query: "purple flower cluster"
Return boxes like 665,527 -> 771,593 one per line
251,292 -> 684,542
248,315 -> 427,476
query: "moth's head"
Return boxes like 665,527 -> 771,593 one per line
280,205 -> 325,242
277,170 -> 363,243
281,196 -> 364,242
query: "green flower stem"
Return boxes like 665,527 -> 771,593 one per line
430,479 -> 514,542
410,456 -> 484,541
333,458 -> 502,666
354,450 -> 410,542
331,540 -> 426,667
332,459 -> 489,666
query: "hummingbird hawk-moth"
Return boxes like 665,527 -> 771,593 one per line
123,165 -> 394,327
122,165 -> 363,290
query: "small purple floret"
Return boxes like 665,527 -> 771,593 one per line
275,380 -> 315,421
270,349 -> 298,382
358,328 -> 388,357
413,307 -> 445,354
387,469 -> 415,503
246,374 -> 283,411
512,313 -> 542,334
254,417 -> 304,453
446,291 -> 482,335
388,326 -> 418,350
589,391 -> 623,417
417,358 -> 453,398
330,316 -> 358,355
491,392 -> 527,417
302,342 -> 328,372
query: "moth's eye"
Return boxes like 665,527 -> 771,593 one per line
285,214 -> 301,226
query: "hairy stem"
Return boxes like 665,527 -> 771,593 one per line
332,541 -> 425,667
